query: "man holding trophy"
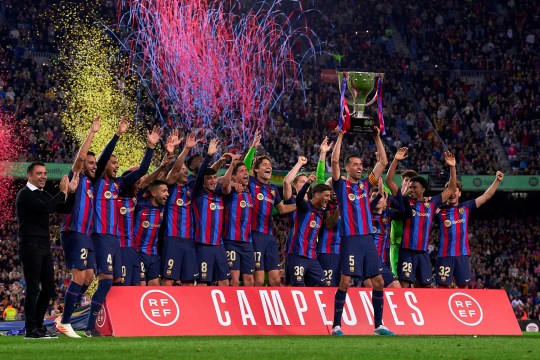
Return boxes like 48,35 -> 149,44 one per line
330,71 -> 395,336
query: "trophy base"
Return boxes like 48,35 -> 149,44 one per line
349,116 -> 376,134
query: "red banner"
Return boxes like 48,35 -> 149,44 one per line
96,287 -> 521,336
320,69 -> 338,83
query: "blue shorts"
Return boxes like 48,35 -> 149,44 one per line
161,237 -> 199,281
252,231 -> 280,272
120,246 -> 142,285
381,262 -> 398,287
317,253 -> 340,287
196,243 -> 230,282
339,235 -> 382,279
224,240 -> 255,275
398,248 -> 433,285
286,254 -> 326,286
138,252 -> 161,282
92,233 -> 122,278
60,231 -> 94,270
436,256 -> 471,287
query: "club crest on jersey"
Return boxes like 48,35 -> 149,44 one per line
382,218 -> 388,224
187,191 -> 191,197
201,273 -> 207,280
257,193 -> 264,201
411,210 -> 416,216
444,220 -> 452,227
372,226 -> 378,233
358,183 -> 364,190
104,191 -> 113,199
309,220 -> 317,228
240,200 -> 247,208
120,207 -> 127,215
440,276 -> 447,282
425,203 -> 430,208
176,198 -> 184,206
142,221 -> 150,228
348,193 -> 356,201
86,189 -> 93,198
210,203 -> 217,211
459,208 -> 465,214
271,190 -> 275,196
132,197 -> 137,203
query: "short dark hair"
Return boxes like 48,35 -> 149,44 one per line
253,155 -> 272,170
232,162 -> 247,175
186,154 -> 202,170
148,180 -> 168,193
401,169 -> 418,179
411,176 -> 429,190
204,168 -> 217,176
27,161 -> 45,174
87,151 -> 96,157
344,153 -> 362,165
312,183 -> 332,195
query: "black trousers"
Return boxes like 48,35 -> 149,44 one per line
18,242 -> 56,331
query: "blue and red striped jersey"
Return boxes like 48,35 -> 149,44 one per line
401,194 -> 443,251
317,201 -> 340,254
133,197 -> 164,255
371,211 -> 394,263
117,196 -> 137,248
223,189 -> 252,242
249,176 -> 282,235
92,177 -> 120,235
333,178 -> 373,236
287,184 -> 324,259
436,200 -> 476,257
61,171 -> 94,235
163,183 -> 194,239
193,188 -> 225,245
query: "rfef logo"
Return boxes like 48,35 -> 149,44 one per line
96,306 -> 107,328
448,293 -> 483,326
140,290 -> 180,327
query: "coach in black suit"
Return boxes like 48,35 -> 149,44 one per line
15,161 -> 78,339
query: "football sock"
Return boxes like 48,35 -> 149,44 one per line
86,279 -> 112,331
373,290 -> 384,328
62,282 -> 82,324
333,289 -> 347,328
76,284 -> 89,305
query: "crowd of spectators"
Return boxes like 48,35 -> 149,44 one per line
0,0 -> 538,323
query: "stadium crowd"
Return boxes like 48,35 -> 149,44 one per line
0,0 -> 538,324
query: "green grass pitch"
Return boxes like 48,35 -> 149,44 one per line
1,333 -> 539,359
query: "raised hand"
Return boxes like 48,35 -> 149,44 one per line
147,125 -> 162,148
444,151 -> 456,167
401,177 -> 410,196
59,175 -> 69,194
184,132 -> 201,149
230,153 -> 242,163
320,136 -> 334,154
251,130 -> 262,148
208,138 -> 220,156
68,172 -> 80,193
161,155 -> 174,168
233,182 -> 244,193
496,171 -> 504,182
165,129 -> 183,154
394,147 -> 408,161
298,156 -> 308,166
371,126 -> 381,138
116,115 -> 130,135
91,115 -> 101,133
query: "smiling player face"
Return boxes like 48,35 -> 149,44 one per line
345,156 -> 363,182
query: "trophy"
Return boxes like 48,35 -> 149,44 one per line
337,71 -> 384,134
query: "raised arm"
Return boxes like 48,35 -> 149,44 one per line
220,154 -> 241,195
244,130 -> 261,172
166,132 -> 200,185
194,138 -> 219,195
283,156 -> 307,201
440,151 -> 457,203
121,125 -> 161,188
296,174 -> 315,212
385,147 -> 408,197
475,171 -> 504,207
72,116 -> 100,173
371,127 -> 388,180
316,136 -> 333,183
95,116 -> 130,180
331,131 -> 344,181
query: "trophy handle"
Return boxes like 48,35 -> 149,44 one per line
364,88 -> 379,107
